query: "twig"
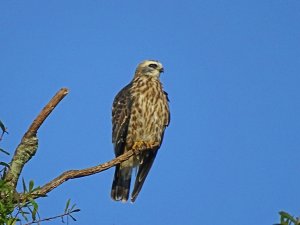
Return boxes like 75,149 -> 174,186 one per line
24,209 -> 79,225
0,132 -> 4,142
4,88 -> 69,188
0,120 -> 8,141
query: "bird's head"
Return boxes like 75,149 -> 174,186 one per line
134,60 -> 164,78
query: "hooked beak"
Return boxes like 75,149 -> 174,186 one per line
159,67 -> 164,73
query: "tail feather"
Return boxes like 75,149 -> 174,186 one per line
131,149 -> 158,202
111,165 -> 132,202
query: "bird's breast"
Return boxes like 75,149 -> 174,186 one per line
126,78 -> 169,145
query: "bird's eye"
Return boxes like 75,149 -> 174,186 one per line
148,63 -> 158,69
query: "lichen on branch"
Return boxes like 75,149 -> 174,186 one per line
4,88 -> 69,189
3,87 -> 139,205
4,136 -> 38,188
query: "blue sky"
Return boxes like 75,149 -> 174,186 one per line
1,0 -> 300,224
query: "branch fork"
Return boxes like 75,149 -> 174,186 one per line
4,87 -> 131,202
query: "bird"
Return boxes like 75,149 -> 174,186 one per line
111,60 -> 170,202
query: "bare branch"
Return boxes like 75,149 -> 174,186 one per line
4,88 -> 69,188
4,87 -> 139,204
25,148 -> 141,200
23,88 -> 69,140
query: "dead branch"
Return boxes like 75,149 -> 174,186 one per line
4,88 -> 69,188
27,148 -> 140,200
4,87 -> 137,203
23,88 -> 69,140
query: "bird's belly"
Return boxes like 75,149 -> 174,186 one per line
126,94 -> 166,145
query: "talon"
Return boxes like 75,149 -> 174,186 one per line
146,141 -> 160,149
132,141 -> 160,152
132,141 -> 143,150
132,141 -> 144,154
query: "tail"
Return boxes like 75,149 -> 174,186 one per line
111,164 -> 132,202
131,149 -> 158,202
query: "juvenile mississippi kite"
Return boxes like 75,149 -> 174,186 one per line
111,60 -> 170,202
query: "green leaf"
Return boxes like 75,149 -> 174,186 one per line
29,180 -> 34,192
22,178 -> 27,193
65,199 -> 71,213
20,210 -> 29,221
71,209 -> 81,213
31,186 -> 41,192
70,203 -> 76,211
69,214 -> 77,221
7,218 -> 17,225
0,148 -> 9,155
280,211 -> 297,223
29,199 -> 38,221
29,199 -> 38,210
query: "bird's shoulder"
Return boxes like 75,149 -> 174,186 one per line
113,83 -> 132,104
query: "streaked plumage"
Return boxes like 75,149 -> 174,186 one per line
111,60 -> 170,202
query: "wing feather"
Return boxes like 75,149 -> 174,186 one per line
112,83 -> 132,156
131,149 -> 158,202
111,83 -> 133,201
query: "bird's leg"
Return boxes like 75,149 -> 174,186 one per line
132,141 -> 160,153
132,141 -> 145,154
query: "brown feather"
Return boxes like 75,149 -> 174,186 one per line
111,84 -> 132,201
111,60 -> 170,202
